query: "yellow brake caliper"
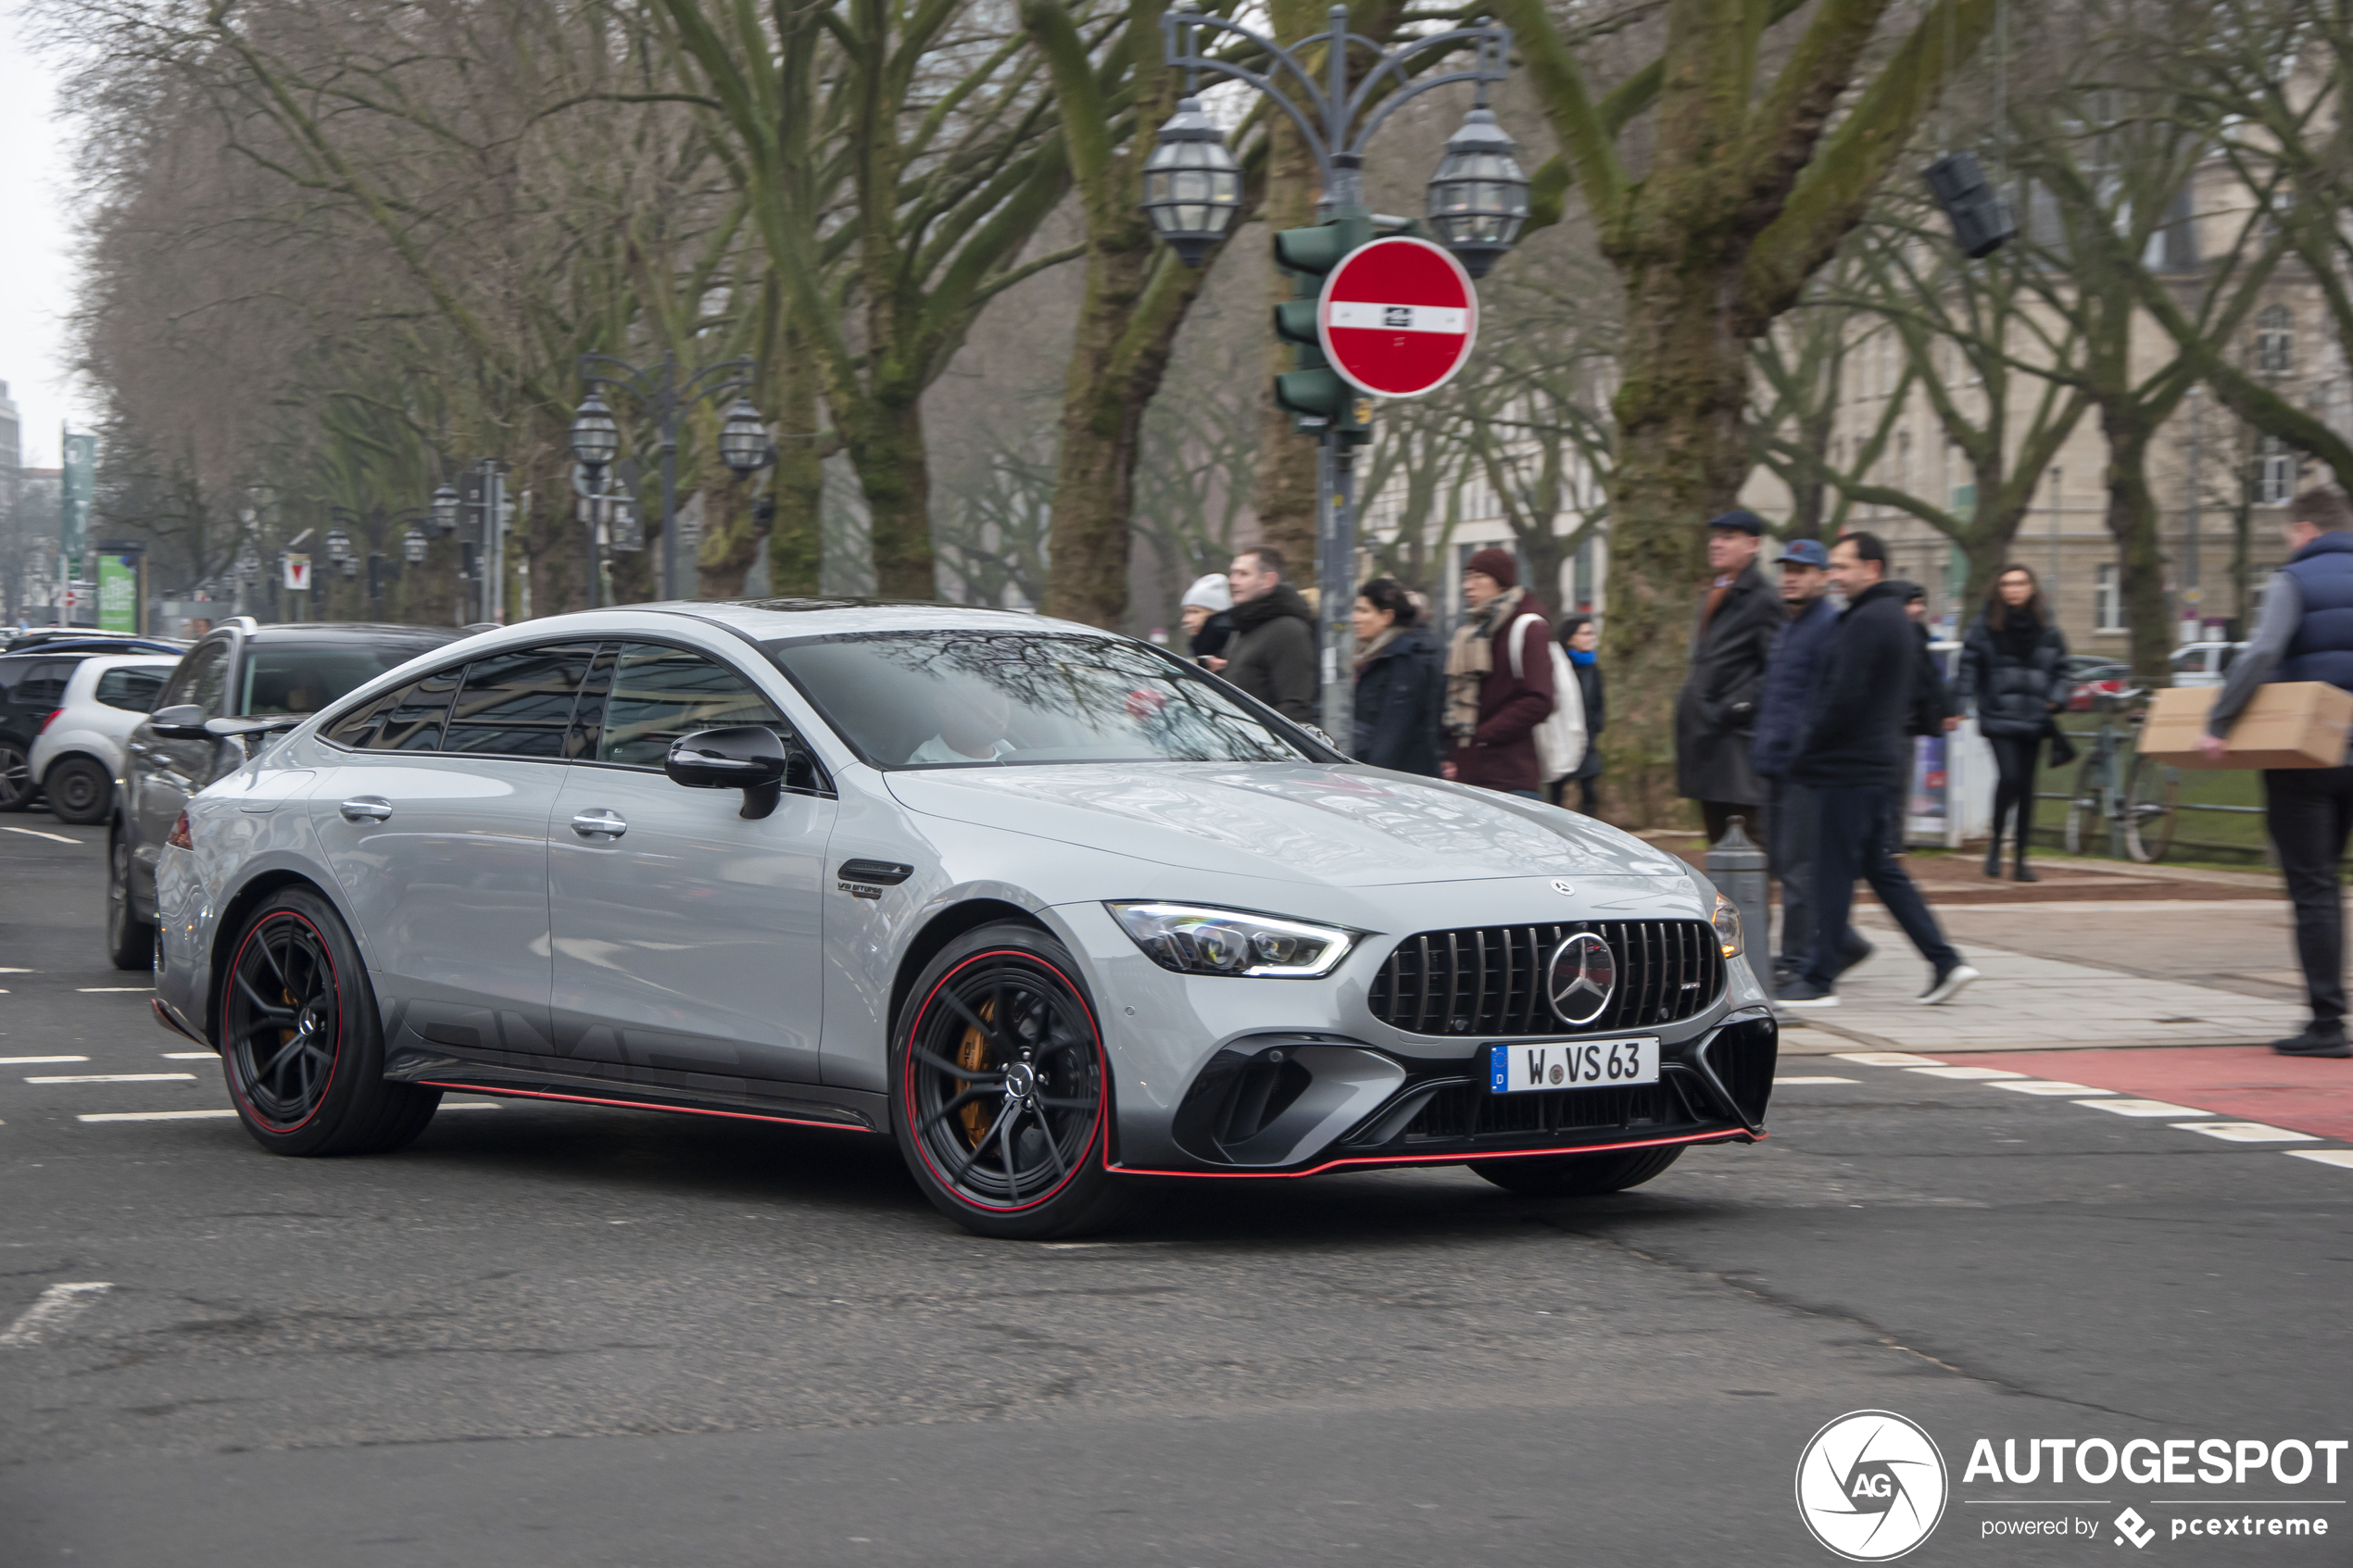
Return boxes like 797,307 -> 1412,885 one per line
956,1000 -> 995,1147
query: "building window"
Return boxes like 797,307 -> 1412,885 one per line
2096,562 -> 2122,632
2256,305 -> 2294,376
2257,434 -> 2295,504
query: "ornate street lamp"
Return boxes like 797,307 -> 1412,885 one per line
717,398 -> 771,474
1140,96 -> 1242,267
403,526 -> 428,564
568,391 -> 621,472
339,554 -> 359,580
323,526 -> 352,563
432,483 -> 460,535
1426,107 -> 1529,279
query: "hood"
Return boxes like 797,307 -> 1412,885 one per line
885,763 -> 1690,887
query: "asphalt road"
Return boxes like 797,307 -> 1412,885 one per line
1,817 -> 2347,1567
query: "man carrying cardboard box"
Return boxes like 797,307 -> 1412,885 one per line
2199,485 -> 2353,1058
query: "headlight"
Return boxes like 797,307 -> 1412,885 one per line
1711,892 -> 1742,960
1106,901 -> 1356,978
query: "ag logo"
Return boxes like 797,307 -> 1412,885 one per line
1794,1410 -> 1947,1562
1545,931 -> 1616,1026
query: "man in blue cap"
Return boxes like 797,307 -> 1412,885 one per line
1675,508 -> 1781,845
1750,536 -> 1869,988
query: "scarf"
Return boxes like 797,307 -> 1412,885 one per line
1444,585 -> 1525,742
1567,646 -> 1596,667
1353,623 -> 1401,675
1992,607 -> 2043,662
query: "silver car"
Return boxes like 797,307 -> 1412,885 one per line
152,601 -> 1775,1238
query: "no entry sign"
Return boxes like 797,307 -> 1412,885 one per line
1317,236 -> 1478,398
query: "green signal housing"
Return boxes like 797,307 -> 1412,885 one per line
1270,214 -> 1373,441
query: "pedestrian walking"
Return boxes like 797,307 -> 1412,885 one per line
1179,573 -> 1235,665
1956,565 -> 2068,883
1350,576 -> 1444,776
1209,546 -> 1317,722
1553,613 -> 1605,812
1777,533 -> 1980,1010
1897,582 -> 1963,743
1749,538 -> 1869,988
1675,508 -> 1781,844
2197,486 -> 2353,1057
1442,546 -> 1555,797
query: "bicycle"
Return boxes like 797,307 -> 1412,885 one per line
2061,685 -> 2179,862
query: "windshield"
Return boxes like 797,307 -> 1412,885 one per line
242,642 -> 446,717
765,630 -> 1315,768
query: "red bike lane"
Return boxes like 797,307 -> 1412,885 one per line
1963,1046 -> 2353,1143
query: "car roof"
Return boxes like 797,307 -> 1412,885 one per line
657,597 -> 1091,642
238,621 -> 465,646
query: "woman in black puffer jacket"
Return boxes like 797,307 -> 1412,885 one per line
1957,565 -> 2069,881
1350,577 -> 1444,775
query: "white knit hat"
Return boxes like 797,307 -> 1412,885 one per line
1180,573 -> 1232,612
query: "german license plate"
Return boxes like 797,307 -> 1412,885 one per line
1489,1038 -> 1660,1094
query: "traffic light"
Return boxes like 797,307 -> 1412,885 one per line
1271,218 -> 1371,441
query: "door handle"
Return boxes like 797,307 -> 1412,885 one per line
571,809 -> 627,839
339,797 -> 393,822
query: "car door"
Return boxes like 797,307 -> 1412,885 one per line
308,643 -> 597,1062
126,637 -> 233,896
547,640 -> 836,1085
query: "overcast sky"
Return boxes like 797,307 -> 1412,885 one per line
0,3 -> 97,470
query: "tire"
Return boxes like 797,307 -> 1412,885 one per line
0,740 -> 31,812
2062,757 -> 2101,856
104,824 -> 156,972
217,885 -> 440,1156
1473,1144 -> 1684,1197
2123,757 -> 2178,863
44,756 -> 112,825
891,923 -> 1137,1239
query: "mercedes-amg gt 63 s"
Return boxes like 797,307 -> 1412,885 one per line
150,600 -> 1774,1237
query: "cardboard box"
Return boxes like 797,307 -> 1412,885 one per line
2138,682 -> 2353,769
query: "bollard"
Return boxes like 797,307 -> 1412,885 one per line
1707,814 -> 1772,999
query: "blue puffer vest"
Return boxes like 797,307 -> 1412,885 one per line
2281,533 -> 2353,692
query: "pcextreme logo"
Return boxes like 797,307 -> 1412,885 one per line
1796,1410 -> 1951,1562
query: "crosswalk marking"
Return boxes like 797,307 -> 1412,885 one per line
2287,1149 -> 2353,1170
1909,1065 -> 2028,1080
161,1052 -> 215,1060
1774,1075 -> 1856,1085
2172,1122 -> 2320,1144
1832,1051 -> 1944,1067
2079,1098 -> 2212,1117
1994,1080 -> 2114,1096
0,1283 -> 113,1347
28,1073 -> 197,1085
75,987 -> 152,994
77,1109 -> 238,1123
0,1055 -> 89,1065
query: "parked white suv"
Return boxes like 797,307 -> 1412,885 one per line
2169,641 -> 2246,689
29,655 -> 179,824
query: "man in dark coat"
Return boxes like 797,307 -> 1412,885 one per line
1443,546 -> 1554,796
1211,546 -> 1317,722
1750,538 -> 1860,987
1779,533 -> 1978,1010
1675,508 -> 1781,843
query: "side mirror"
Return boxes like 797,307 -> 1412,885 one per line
666,725 -> 788,820
149,704 -> 210,741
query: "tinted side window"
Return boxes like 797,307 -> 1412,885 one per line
95,668 -> 169,712
326,667 -> 462,752
16,659 -> 80,709
564,645 -> 617,760
442,644 -> 598,759
157,641 -> 227,713
0,659 -> 27,700
597,644 -> 788,768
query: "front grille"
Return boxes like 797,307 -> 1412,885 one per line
1366,921 -> 1724,1037
1403,1079 -> 1687,1141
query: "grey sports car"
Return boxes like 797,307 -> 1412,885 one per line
150,600 -> 1774,1237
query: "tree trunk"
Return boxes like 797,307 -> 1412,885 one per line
853,392 -> 936,600
1247,0 -> 1325,575
1597,255 -> 1753,825
696,471 -> 761,599
2100,410 -> 2172,683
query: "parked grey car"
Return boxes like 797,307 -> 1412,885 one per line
151,600 -> 1775,1237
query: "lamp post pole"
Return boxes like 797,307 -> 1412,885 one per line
1153,6 -> 1520,746
573,352 -> 758,601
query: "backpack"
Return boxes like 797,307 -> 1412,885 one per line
1506,612 -> 1587,784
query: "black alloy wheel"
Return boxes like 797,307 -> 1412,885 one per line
1472,1143 -> 1684,1197
0,740 -> 31,811
44,756 -> 112,825
893,924 -> 1132,1239
218,885 -> 440,1156
105,826 -> 155,972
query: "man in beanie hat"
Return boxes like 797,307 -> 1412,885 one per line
1443,546 -> 1554,795
1179,572 -> 1234,665
1675,508 -> 1780,843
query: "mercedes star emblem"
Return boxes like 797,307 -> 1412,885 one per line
1546,932 -> 1617,1026
1550,878 -> 1575,896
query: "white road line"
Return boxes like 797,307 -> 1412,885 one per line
78,1109 -> 238,1123
441,1100 -> 502,1110
74,987 -> 152,994
2080,1098 -> 2214,1118
0,1282 -> 113,1347
2287,1149 -> 2353,1170
0,1055 -> 90,1065
27,1073 -> 197,1085
1994,1081 -> 2115,1096
2172,1122 -> 2321,1144
0,967 -> 32,972
1832,1051 -> 1945,1067
1774,1075 -> 1856,1085
162,1051 -> 215,1060
0,825 -> 82,845
1909,1065 -> 2029,1080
